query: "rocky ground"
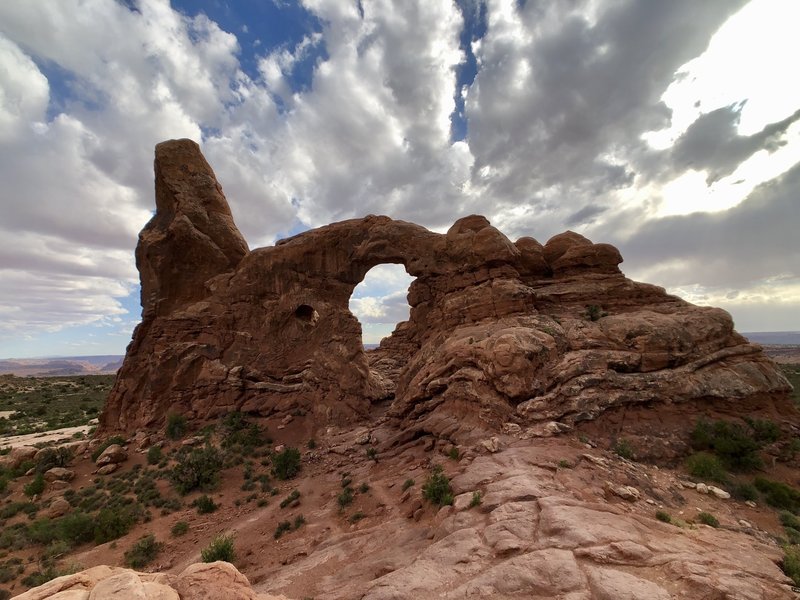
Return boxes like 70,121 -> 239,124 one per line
2,403 -> 800,599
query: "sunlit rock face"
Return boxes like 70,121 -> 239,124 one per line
100,139 -> 790,440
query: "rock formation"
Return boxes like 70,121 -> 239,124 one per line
13,561 -> 287,600
101,139 -> 791,443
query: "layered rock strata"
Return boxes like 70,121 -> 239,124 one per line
101,139 -> 790,441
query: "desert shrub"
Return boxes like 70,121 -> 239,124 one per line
401,478 -> 414,492
349,511 -> 365,523
447,447 -> 459,461
422,465 -> 453,506
685,452 -> 728,483
202,534 -> 235,563
27,518 -> 59,545
24,473 -> 45,498
94,506 -> 138,544
558,459 -> 573,469
166,413 -> 187,440
171,445 -> 223,495
612,439 -> 634,460
745,418 -> 782,444
221,412 -> 263,451
782,511 -> 800,530
754,478 -> 800,513
146,446 -> 163,465
307,439 -> 317,449
293,515 -> 305,529
469,491 -> 483,508
697,511 -> 719,527
359,482 -> 370,494
280,490 -> 300,509
21,566 -> 61,588
124,534 -> 162,568
585,304 -> 605,321
783,544 -> 800,586
91,436 -> 126,462
272,447 -> 301,480
731,481 -> 759,502
58,512 -> 95,546
690,420 -> 762,471
274,521 -> 292,539
655,510 -> 671,523
337,487 -> 354,511
0,502 -> 35,520
35,447 -> 73,473
192,495 -> 218,514
171,521 -> 189,537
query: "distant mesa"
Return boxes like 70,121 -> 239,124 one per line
0,356 -> 124,377
100,139 -> 792,444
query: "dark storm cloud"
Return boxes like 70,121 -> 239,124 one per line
617,161 -> 800,289
668,105 -> 800,184
467,0 -> 748,223
565,204 -> 607,227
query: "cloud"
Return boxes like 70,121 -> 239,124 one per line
464,0 -> 747,237
617,160 -> 800,292
0,0 -> 799,355
667,104 -> 800,184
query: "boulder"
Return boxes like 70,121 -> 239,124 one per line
46,497 -> 71,518
95,444 -> 127,466
44,467 -> 75,482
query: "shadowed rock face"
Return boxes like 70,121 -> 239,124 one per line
101,139 -> 791,440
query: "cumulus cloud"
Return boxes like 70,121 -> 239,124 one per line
0,0 -> 798,354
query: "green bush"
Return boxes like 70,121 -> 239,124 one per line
171,445 -> 223,495
58,512 -> 95,546
612,439 -> 634,460
745,418 -> 782,444
146,446 -> 163,465
655,510 -> 671,523
685,452 -> 728,483
24,473 -> 45,498
349,511 -> 365,523
201,534 -> 235,563
273,521 -> 291,539
166,413 -> 187,440
124,534 -> 162,568
280,490 -> 300,509
366,447 -> 378,462
192,495 -> 218,514
731,481 -> 759,502
697,511 -> 719,527
337,487 -> 354,511
401,478 -> 414,492
171,521 -> 189,537
469,491 -> 482,508
221,412 -> 263,451
94,506 -> 138,544
422,465 -> 453,506
690,420 -> 762,471
783,544 -> 800,586
272,447 -> 301,480
447,447 -> 459,461
754,477 -> 800,512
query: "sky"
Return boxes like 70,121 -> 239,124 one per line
0,0 -> 799,358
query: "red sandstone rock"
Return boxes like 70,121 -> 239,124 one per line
100,139 -> 791,443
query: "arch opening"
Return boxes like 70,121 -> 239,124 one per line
294,304 -> 318,324
349,263 -> 414,348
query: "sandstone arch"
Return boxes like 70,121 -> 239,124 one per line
100,139 -> 791,443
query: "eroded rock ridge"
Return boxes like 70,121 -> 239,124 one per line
101,139 -> 790,440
